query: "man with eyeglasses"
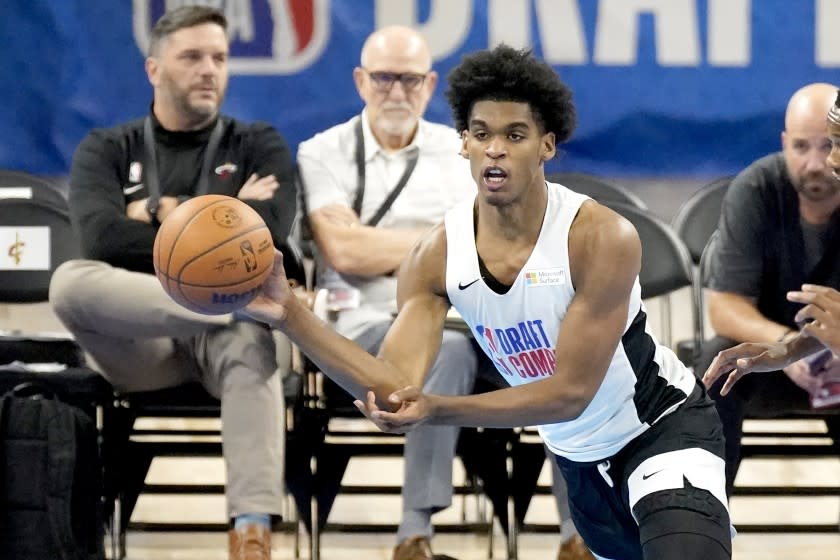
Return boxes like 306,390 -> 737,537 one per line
297,26 -> 591,560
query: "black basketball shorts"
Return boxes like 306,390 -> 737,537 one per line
552,384 -> 734,560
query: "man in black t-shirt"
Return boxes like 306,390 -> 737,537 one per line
696,82 -> 840,496
48,7 -> 296,559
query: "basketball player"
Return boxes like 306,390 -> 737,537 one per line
245,45 -> 732,560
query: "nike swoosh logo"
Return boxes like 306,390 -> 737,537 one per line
458,278 -> 480,290
122,183 -> 145,195
642,469 -> 664,480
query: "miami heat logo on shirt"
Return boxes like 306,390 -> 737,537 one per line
474,320 -> 556,379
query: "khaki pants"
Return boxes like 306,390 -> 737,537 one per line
50,260 -> 287,518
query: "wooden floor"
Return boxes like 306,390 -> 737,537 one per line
118,413 -> 839,560
122,531 -> 840,560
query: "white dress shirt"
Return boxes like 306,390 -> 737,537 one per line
298,110 -> 476,339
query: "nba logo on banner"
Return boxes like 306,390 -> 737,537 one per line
133,0 -> 330,74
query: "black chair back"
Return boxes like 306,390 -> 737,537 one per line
547,172 -> 648,210
0,170 -> 69,211
601,201 -> 693,300
0,198 -> 80,302
671,176 -> 732,264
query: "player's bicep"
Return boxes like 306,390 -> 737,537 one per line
553,209 -> 641,400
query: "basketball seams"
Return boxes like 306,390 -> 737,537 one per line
174,223 -> 269,280
164,197 -> 238,278
158,262 -> 271,288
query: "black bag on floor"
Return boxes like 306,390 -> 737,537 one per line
0,383 -> 104,559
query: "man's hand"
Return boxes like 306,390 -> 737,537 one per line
238,173 -> 279,201
702,341 -> 791,395
242,250 -> 294,326
317,204 -> 362,228
783,359 -> 823,395
789,284 -> 840,354
354,386 -> 431,434
126,196 -> 180,223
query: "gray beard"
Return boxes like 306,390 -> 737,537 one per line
376,116 -> 415,137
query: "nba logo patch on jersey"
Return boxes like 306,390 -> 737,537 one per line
129,161 -> 142,183
524,267 -> 566,287
133,0 -> 329,75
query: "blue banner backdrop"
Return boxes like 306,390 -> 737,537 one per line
3,0 -> 840,178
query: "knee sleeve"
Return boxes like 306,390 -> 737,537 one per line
634,484 -> 731,560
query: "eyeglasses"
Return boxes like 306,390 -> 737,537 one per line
362,69 -> 428,93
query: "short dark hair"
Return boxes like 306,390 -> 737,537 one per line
148,6 -> 227,56
445,45 -> 576,144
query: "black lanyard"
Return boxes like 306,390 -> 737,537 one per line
350,116 -> 419,227
142,116 -> 225,206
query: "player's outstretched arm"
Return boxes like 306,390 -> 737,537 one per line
372,202 -> 641,429
245,227 -> 450,408
700,339 -> 818,395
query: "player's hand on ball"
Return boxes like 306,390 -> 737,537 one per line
242,250 -> 294,324
354,386 -> 430,433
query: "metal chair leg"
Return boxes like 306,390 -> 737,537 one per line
505,439 -> 518,560
310,455 -> 320,560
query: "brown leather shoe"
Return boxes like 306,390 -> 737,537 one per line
393,535 -> 433,560
229,524 -> 272,560
558,534 -> 595,560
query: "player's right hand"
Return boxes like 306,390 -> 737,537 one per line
242,250 -> 293,326
355,386 -> 431,434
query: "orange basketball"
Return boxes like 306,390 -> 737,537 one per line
153,195 -> 274,315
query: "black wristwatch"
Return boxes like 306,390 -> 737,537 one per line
146,197 -> 161,226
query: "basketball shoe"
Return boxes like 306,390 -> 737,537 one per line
229,524 -> 271,560
558,534 -> 595,560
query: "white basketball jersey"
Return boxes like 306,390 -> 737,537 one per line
444,182 -> 697,462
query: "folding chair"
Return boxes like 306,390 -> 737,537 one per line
0,169 -> 69,211
601,201 -> 696,350
0,196 -> 115,554
547,172 -> 648,210
671,177 -> 732,362
296,291 -> 531,560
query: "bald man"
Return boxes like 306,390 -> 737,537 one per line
695,82 -> 840,496
297,26 -> 593,560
